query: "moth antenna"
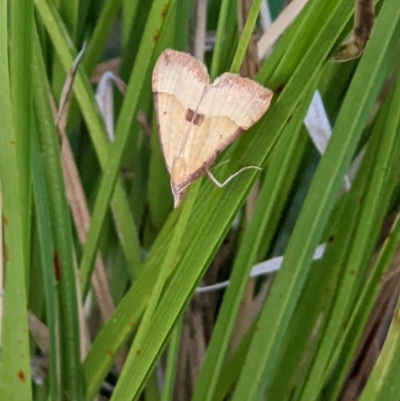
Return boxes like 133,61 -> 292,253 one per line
205,166 -> 262,188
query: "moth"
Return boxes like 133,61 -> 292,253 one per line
152,49 -> 273,207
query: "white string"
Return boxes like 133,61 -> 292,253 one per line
196,244 -> 326,293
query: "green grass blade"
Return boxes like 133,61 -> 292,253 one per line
83,0 -> 122,74
57,0 -> 80,42
231,0 -> 400,400
110,182 -> 201,400
9,0 -> 33,266
32,30 -> 83,400
313,54 -> 400,401
78,0 -> 177,292
31,128 -> 60,401
82,216 -> 176,400
357,213 -> 400,401
0,0 -> 32,398
191,82 -> 315,401
160,318 -> 182,401
34,0 -> 142,282
210,0 -> 235,79
230,0 -> 264,74
296,7 -> 400,401
82,0 -> 358,397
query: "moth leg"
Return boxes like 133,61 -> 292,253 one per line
205,166 -> 262,188
210,159 -> 230,170
331,0 -> 374,62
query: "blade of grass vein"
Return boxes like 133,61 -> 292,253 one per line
231,1 -> 400,400
160,317 -> 183,401
31,131 -> 60,401
78,0 -> 177,296
298,12 -> 400,401
34,0 -> 142,280
191,83 -> 315,401
110,182 -> 201,401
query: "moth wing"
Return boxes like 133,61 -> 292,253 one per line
182,73 -> 273,178
152,49 -> 209,171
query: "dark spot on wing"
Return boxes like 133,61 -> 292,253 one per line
193,112 -> 205,126
184,108 -> 205,126
185,108 -> 195,122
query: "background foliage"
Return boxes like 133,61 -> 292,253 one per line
1,0 -> 400,400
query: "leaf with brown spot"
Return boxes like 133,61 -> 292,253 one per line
17,370 -> 25,382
